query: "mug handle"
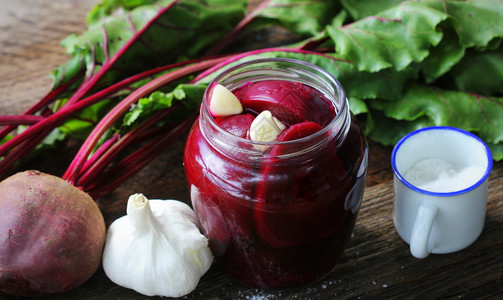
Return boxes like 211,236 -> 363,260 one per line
410,202 -> 438,258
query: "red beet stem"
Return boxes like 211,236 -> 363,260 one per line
0,128 -> 54,176
78,134 -> 121,178
62,57 -> 227,185
74,106 -> 179,189
64,1 -> 181,107
0,56 -> 218,166
85,112 -> 197,198
0,115 -> 45,126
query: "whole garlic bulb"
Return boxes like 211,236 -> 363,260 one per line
102,193 -> 213,297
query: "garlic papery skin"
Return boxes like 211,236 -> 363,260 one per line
102,193 -> 213,298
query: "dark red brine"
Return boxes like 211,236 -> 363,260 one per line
184,59 -> 368,288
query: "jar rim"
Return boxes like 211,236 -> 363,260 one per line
201,57 -> 349,152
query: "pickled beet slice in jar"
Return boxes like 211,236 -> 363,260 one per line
253,121 -> 351,248
183,121 -> 255,256
214,113 -> 254,138
276,121 -> 322,141
233,80 -> 335,127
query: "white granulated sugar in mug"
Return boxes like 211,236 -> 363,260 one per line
403,157 -> 485,193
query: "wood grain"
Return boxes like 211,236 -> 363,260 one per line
1,1 -> 502,299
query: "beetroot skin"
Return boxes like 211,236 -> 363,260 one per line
0,170 -> 106,296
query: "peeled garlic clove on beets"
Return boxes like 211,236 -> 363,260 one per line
250,110 -> 285,143
102,193 -> 213,298
273,115 -> 287,131
209,84 -> 243,116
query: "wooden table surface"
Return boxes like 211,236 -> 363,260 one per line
1,1 -> 502,299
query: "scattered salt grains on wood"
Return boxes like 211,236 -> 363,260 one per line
403,157 -> 486,193
242,290 -> 277,300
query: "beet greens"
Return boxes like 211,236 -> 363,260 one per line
1,0 -> 503,200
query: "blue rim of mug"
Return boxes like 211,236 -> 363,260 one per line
391,126 -> 493,196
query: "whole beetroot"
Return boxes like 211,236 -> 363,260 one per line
0,170 -> 106,296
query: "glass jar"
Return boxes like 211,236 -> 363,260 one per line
183,58 -> 368,288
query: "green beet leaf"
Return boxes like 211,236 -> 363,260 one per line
340,0 -> 403,21
52,0 -> 247,91
348,96 -> 369,117
419,28 -> 466,83
371,84 -> 503,145
443,0 -> 503,49
444,48 -> 503,96
488,143 -> 503,161
58,100 -> 116,140
418,0 -> 503,83
85,0 -> 159,24
248,0 -> 341,37
327,0 -> 447,72
122,83 -> 206,130
366,108 -> 433,145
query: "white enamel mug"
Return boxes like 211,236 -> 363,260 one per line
391,127 -> 492,259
